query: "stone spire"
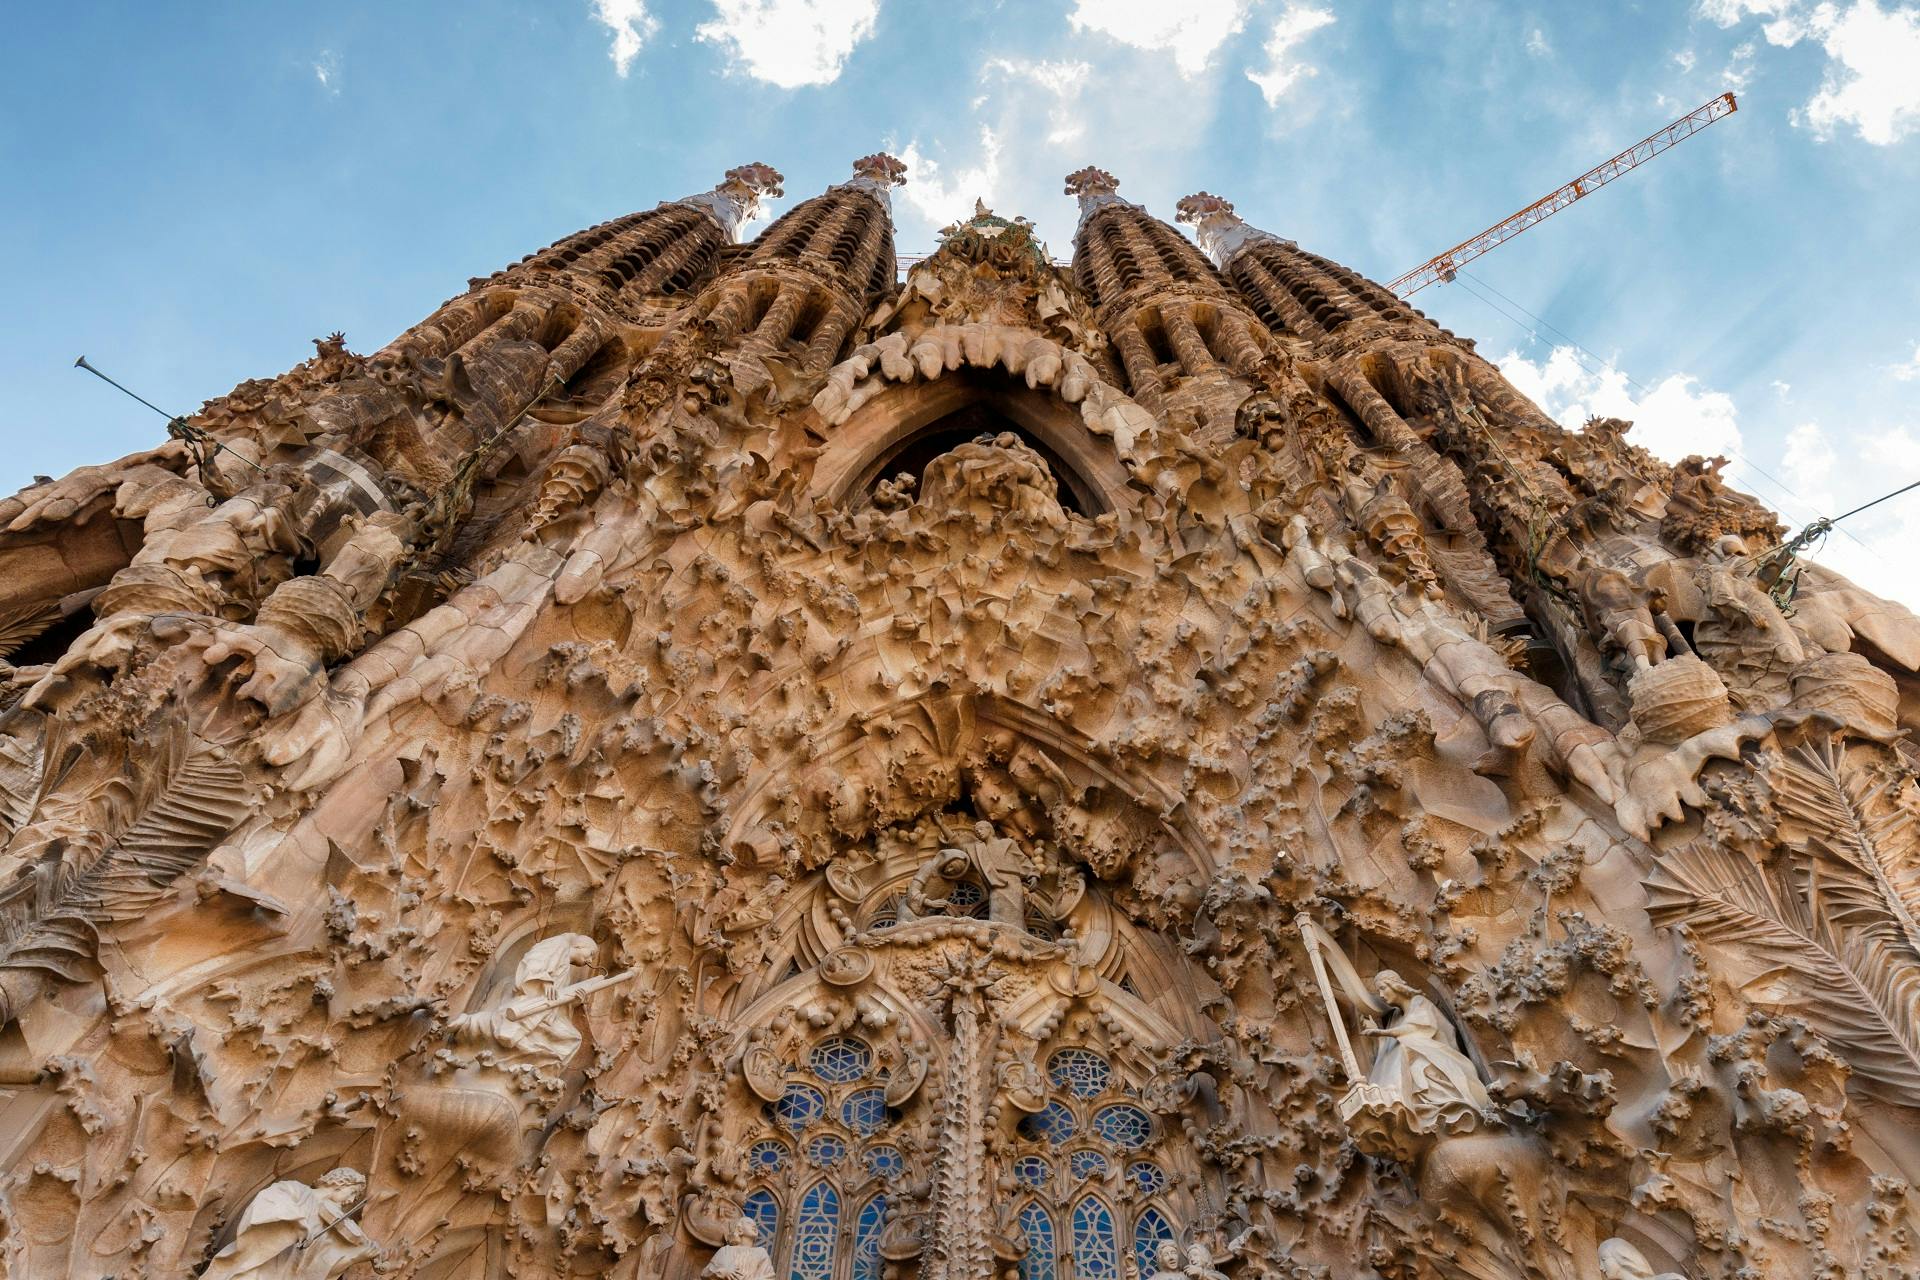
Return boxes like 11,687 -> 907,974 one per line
837,151 -> 910,209
1173,191 -> 1292,270
1062,165 -> 1130,223
673,162 -> 786,242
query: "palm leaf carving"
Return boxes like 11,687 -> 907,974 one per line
0,724 -> 45,840
0,602 -> 59,659
1770,736 -> 1920,960
0,728 -> 251,986
1648,836 -> 1920,1100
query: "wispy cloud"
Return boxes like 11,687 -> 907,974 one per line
696,0 -> 882,89
1526,26 -> 1552,57
896,127 -> 1004,229
1891,340 -> 1920,381
984,58 -> 1093,145
590,0 -> 658,76
313,49 -> 341,96
1245,3 -> 1336,107
1066,0 -> 1252,77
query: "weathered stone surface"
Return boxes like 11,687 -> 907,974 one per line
2,160 -> 1919,1280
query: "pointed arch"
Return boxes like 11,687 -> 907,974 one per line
788,1181 -> 840,1280
1070,1197 -> 1120,1280
741,1188 -> 780,1250
1132,1205 -> 1175,1276
1017,1200 -> 1058,1280
851,1193 -> 888,1280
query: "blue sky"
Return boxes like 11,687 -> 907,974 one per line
5,1 -> 1919,600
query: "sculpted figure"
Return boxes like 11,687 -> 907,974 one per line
201,1168 -> 376,1280
1360,971 -> 1497,1135
1148,1241 -> 1187,1280
702,1215 -> 776,1280
447,932 -> 602,1070
1596,1238 -> 1685,1280
1183,1241 -> 1231,1280
1576,559 -> 1667,674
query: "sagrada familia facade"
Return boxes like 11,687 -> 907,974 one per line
2,154 -> 1918,1280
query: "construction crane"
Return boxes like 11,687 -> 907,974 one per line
1389,91 -> 1738,298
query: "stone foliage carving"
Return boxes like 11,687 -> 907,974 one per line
2,158 -> 1919,1280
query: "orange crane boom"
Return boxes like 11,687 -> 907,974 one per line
1389,91 -> 1738,298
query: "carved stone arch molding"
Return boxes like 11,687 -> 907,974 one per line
807,328 -> 1157,512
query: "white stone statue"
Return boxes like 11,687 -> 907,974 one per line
1147,1240 -> 1186,1280
201,1168 -> 376,1280
1182,1241 -> 1231,1280
1297,917 -> 1495,1136
446,933 -> 614,1070
1596,1238 -> 1685,1280
701,1215 -> 777,1280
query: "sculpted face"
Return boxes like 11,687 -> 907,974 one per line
1156,1242 -> 1182,1270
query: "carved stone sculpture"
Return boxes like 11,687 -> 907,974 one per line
200,1169 -> 376,1280
6,157 -> 1920,1280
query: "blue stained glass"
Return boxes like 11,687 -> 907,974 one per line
865,1145 -> 905,1180
1133,1206 -> 1175,1275
809,1036 -> 872,1084
748,1140 -> 790,1173
1068,1150 -> 1109,1181
1017,1202 -> 1057,1280
1070,1198 -> 1119,1280
852,1195 -> 888,1280
1047,1048 -> 1112,1099
775,1084 -> 826,1132
841,1088 -> 890,1136
741,1188 -> 779,1250
1090,1104 -> 1152,1150
789,1182 -> 840,1280
1127,1161 -> 1168,1196
805,1133 -> 847,1167
1017,1100 -> 1077,1146
944,880 -> 990,918
1013,1155 -> 1052,1189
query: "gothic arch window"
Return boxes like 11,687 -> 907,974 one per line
790,1181 -> 840,1280
1017,1201 -> 1058,1280
1009,1048 -> 1176,1276
748,1034 -> 904,1280
1070,1197 -> 1120,1280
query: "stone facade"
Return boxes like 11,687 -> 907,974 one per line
2,158 -> 1919,1280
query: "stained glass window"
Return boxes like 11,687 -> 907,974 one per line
868,903 -> 898,930
1127,1161 -> 1168,1196
1090,1104 -> 1151,1150
865,1145 -> 905,1180
1018,1100 -> 1077,1145
1070,1197 -> 1119,1280
1013,1155 -> 1052,1189
1017,1202 -> 1057,1280
1068,1149 -> 1109,1181
789,1182 -> 840,1280
1133,1206 -> 1175,1275
741,1188 -> 779,1250
775,1084 -> 826,1132
1047,1048 -> 1112,1099
748,1140 -> 790,1174
810,1037 -> 872,1084
851,1195 -> 888,1280
944,880 -> 990,918
841,1088 -> 890,1136
804,1133 -> 847,1167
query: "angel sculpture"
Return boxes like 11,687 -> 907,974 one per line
1295,915 -> 1497,1160
1596,1238 -> 1686,1280
447,933 -> 631,1070
201,1168 -> 377,1280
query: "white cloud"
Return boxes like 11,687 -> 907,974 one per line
1067,0 -> 1252,77
696,0 -> 881,88
1246,4 -> 1336,107
1494,346 -> 1747,465
895,129 -> 1004,230
1800,0 -> 1920,144
1776,419 -> 1920,607
1701,0 -> 1920,143
1771,378 -> 1793,397
313,50 -> 341,95
1891,341 -> 1920,381
1526,27 -> 1552,57
1674,48 -> 1699,71
591,0 -> 658,76
985,58 -> 1092,145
